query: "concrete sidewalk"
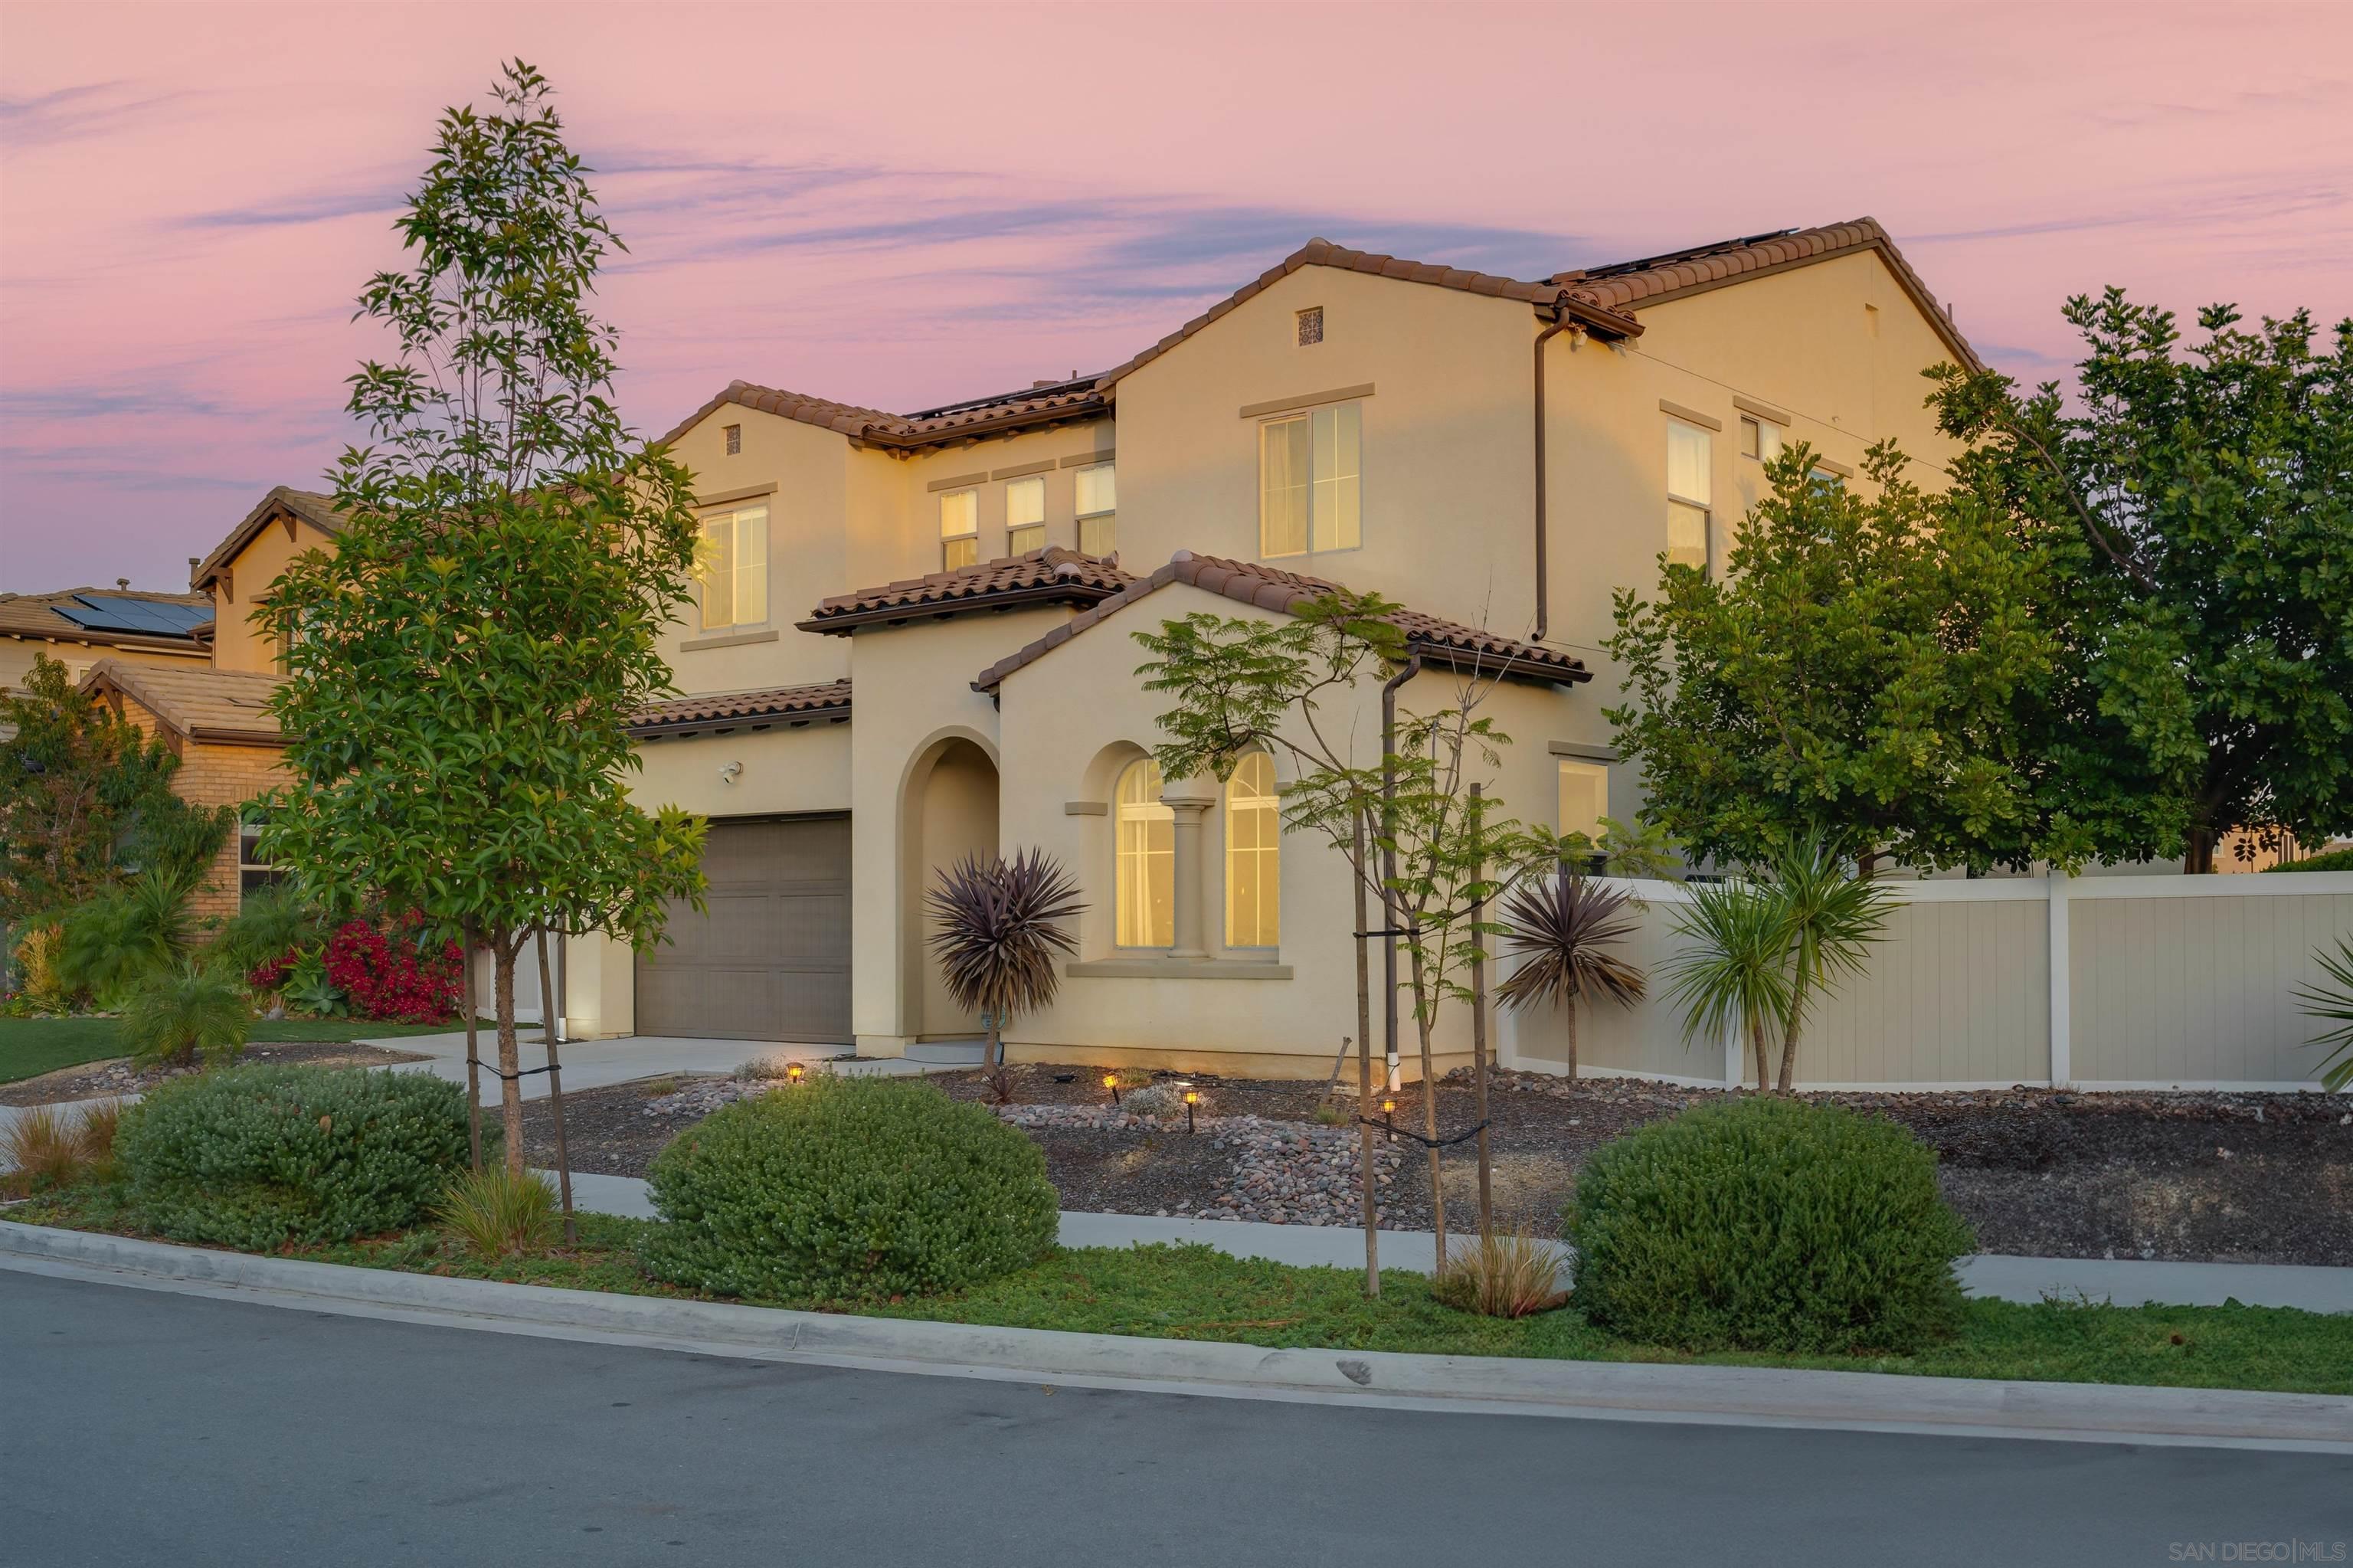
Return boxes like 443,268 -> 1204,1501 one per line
549,1170 -> 2353,1313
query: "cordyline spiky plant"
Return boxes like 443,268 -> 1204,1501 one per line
2295,937 -> 2353,1093
925,850 -> 1086,1102
1494,872 -> 1647,1079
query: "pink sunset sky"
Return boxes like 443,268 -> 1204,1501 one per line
2,0 -> 2348,592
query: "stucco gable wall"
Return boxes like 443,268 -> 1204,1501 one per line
210,519 -> 334,674
1109,265 -> 1538,646
990,578 -> 1596,1072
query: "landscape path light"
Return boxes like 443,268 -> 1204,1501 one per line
1183,1087 -> 1200,1134
1103,1072 -> 1121,1108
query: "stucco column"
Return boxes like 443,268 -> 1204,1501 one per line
1161,773 -> 1219,961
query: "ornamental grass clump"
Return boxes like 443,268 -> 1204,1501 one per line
436,1164 -> 562,1259
643,1075 -> 1059,1303
1567,1096 -> 1974,1355
116,1065 -> 470,1249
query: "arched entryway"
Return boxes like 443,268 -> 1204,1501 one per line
900,735 -> 1000,1039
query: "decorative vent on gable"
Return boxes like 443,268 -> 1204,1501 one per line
1296,306 -> 1324,346
724,424 -> 742,455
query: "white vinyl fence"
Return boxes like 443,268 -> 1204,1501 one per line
1494,871 -> 2353,1092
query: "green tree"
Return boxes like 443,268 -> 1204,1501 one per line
1929,292 -> 2353,872
0,653 -> 229,921
265,61 -> 707,1174
1608,443 -> 2111,875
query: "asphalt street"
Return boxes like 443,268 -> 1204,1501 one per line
3,1271 -> 2346,1567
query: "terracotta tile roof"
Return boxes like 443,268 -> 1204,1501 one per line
1556,218 -> 1983,372
191,486 -> 349,592
80,657 -> 284,745
798,545 -> 1134,634
0,587 -> 214,653
1091,237 -> 1644,388
628,679 -> 852,737
665,218 -> 1977,452
973,550 -> 1589,695
656,377 -> 1110,453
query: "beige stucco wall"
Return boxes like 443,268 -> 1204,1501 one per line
0,638 -> 205,697
208,519 -> 334,673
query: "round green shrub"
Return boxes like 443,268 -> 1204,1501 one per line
116,1064 -> 470,1249
642,1075 -> 1059,1302
1566,1096 -> 1975,1354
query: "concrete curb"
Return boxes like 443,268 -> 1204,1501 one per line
4,1219 -> 2347,1450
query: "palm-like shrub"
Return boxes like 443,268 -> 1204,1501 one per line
119,963 -> 250,1069
211,884 -> 324,982
2296,938 -> 2353,1092
1568,1097 -> 1973,1354
1769,838 -> 1892,1092
1660,877 -> 1793,1092
925,849 -> 1085,1101
1494,872 -> 1646,1078
55,866 -> 198,1006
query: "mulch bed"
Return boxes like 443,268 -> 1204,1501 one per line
491,1062 -> 2353,1267
0,1040 -> 433,1107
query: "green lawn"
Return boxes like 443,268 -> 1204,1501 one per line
15,1191 -> 2348,1396
0,1016 -> 509,1085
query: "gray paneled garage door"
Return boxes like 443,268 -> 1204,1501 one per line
634,815 -> 851,1042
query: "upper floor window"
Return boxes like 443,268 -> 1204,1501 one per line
1115,758 -> 1173,948
1259,401 -> 1360,559
940,489 -> 979,571
698,504 -> 769,630
1006,476 -> 1046,555
1076,462 -> 1116,557
1739,414 -> 1783,463
1557,758 -> 1608,847
1223,751 -> 1280,948
1665,419 -> 1711,573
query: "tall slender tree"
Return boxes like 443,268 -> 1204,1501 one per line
266,61 -> 707,1173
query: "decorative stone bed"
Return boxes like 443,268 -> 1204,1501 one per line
494,1062 -> 2353,1265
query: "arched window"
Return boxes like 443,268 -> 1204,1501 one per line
1224,751 -> 1280,948
1115,758 -> 1173,948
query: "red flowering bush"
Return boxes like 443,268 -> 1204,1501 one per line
322,916 -> 463,1023
247,957 -> 293,993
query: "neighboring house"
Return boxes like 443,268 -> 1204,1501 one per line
598,217 -> 1980,1072
77,658 -> 286,923
63,486 -> 339,919
0,584 -> 213,696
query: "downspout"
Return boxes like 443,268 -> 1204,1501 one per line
1532,311 -> 1569,643
1379,653 -> 1423,1091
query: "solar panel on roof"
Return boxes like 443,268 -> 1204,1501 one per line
52,595 -> 211,638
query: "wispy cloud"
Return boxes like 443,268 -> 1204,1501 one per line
0,80 -> 191,148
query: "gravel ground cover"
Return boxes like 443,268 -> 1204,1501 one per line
495,1061 -> 2353,1265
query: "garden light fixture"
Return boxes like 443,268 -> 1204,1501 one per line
1183,1087 -> 1199,1134
1103,1072 -> 1121,1107
785,1062 -> 805,1084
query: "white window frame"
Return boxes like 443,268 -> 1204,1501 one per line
1005,475 -> 1046,556
1115,758 -> 1173,948
1222,751 -> 1280,950
238,806 -> 285,896
698,503 -> 770,631
940,488 -> 979,571
1258,401 -> 1361,560
1665,418 -> 1712,574
1076,462 -> 1115,557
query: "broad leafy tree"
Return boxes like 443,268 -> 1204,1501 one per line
1930,292 -> 2353,872
1608,443 -> 2125,874
0,652 -> 231,922
267,61 -> 707,1172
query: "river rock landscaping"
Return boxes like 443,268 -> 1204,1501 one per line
494,1061 -> 2353,1265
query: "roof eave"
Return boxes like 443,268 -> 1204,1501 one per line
797,581 -> 1121,636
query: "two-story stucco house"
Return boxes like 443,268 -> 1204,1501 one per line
586,218 -> 1979,1075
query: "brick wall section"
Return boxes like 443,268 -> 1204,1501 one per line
114,691 -> 290,921
174,742 -> 291,921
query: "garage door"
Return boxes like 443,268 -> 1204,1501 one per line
635,815 -> 852,1042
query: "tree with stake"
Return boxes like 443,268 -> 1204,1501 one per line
1136,591 -> 1400,1294
266,61 -> 708,1177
